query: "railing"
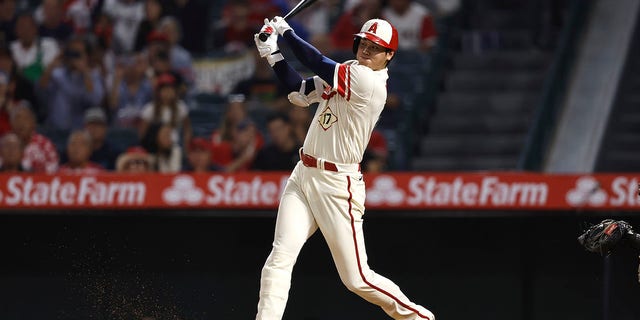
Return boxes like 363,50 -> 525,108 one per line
517,0 -> 593,171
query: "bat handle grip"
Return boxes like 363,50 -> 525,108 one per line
258,32 -> 269,42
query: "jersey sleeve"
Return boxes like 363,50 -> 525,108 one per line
332,63 -> 376,108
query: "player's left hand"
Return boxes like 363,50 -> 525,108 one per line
270,16 -> 292,36
254,21 -> 279,58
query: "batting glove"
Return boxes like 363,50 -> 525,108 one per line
254,20 -> 284,66
270,16 -> 293,36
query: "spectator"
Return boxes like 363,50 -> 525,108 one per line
253,112 -> 300,171
90,13 -> 116,86
0,132 -> 27,172
0,46 -> 39,121
145,32 -> 187,97
225,118 -> 263,172
139,72 -> 191,147
58,129 -> 105,174
184,136 -> 220,172
141,122 -> 181,173
287,105 -> 311,146
83,107 -> 118,170
0,70 -> 12,135
330,0 -> 383,51
115,145 -> 154,172
209,94 -> 264,168
65,0 -> 102,34
211,1 -> 257,53
362,129 -> 388,173
10,12 -> 60,84
133,0 -> 164,52
157,16 -> 194,90
109,53 -> 153,128
382,0 -> 437,52
102,0 -> 145,54
10,104 -> 59,173
232,56 -> 289,112
0,0 -> 18,46
36,0 -> 74,44
38,35 -> 105,131
160,0 -> 209,54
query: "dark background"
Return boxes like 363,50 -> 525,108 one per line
1,211 -> 639,320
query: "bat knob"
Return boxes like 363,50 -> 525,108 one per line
259,33 -> 269,42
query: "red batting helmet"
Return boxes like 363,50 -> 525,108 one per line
352,19 -> 399,54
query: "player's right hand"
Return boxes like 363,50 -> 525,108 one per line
270,16 -> 292,36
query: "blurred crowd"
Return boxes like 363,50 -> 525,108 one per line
0,0 -> 452,175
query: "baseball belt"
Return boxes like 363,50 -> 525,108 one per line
299,148 -> 361,173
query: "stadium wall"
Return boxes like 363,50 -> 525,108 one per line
1,211 -> 639,320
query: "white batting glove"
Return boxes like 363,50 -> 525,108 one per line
270,16 -> 292,36
254,20 -> 284,67
255,21 -> 279,58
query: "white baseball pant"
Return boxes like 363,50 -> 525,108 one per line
256,162 -> 434,320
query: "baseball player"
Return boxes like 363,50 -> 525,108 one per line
253,16 -> 435,320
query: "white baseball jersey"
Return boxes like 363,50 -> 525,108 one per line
256,24 -> 434,320
303,60 -> 388,164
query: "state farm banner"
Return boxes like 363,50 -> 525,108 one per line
0,173 -> 637,211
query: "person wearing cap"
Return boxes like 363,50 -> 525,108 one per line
184,136 -> 221,172
83,107 -> 118,170
253,14 -> 435,320
115,146 -> 154,173
209,94 -> 264,170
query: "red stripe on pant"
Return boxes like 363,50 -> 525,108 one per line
346,176 -> 431,320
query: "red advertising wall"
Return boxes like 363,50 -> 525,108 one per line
0,172 -> 637,211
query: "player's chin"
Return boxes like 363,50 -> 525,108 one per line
357,57 -> 372,67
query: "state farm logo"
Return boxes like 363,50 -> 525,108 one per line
566,176 -> 607,207
367,176 -> 405,205
162,175 -> 204,205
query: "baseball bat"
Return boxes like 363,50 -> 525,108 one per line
258,0 -> 317,41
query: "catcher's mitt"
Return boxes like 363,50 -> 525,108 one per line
578,219 -> 633,256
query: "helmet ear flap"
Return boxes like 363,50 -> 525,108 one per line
352,37 -> 361,55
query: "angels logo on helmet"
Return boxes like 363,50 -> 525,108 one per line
352,18 -> 399,54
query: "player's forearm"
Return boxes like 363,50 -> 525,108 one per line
272,60 -> 304,92
282,30 -> 335,86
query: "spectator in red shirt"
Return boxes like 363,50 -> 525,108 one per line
184,137 -> 221,172
209,94 -> 264,170
382,0 -> 438,52
330,0 -> 383,52
0,70 -> 12,135
211,1 -> 259,52
0,132 -> 27,172
58,129 -> 105,174
10,104 -> 59,173
362,129 -> 388,173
